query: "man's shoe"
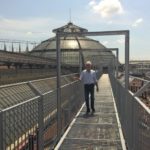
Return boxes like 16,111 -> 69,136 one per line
86,109 -> 90,114
92,109 -> 95,113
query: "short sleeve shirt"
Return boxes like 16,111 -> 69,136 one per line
80,69 -> 97,84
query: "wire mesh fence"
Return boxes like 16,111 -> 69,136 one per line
0,96 -> 39,150
109,73 -> 150,150
0,74 -> 84,150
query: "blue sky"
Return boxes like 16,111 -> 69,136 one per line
0,0 -> 149,62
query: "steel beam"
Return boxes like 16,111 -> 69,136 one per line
27,82 -> 44,150
0,110 -> 3,150
56,30 -> 129,90
134,81 -> 150,97
56,33 -> 62,141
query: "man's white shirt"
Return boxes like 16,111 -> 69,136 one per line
80,69 -> 97,84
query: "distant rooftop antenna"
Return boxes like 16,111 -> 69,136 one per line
69,8 -> 72,22
26,42 -> 29,52
12,43 -> 14,52
19,43 -> 21,53
4,42 -> 6,51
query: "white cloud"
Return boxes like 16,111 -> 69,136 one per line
0,17 -> 49,32
0,17 -> 62,41
107,20 -> 113,24
26,31 -> 33,35
132,18 -> 143,27
89,0 -> 124,18
89,0 -> 96,6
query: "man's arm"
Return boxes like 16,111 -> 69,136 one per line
73,72 -> 83,81
79,71 -> 83,81
94,71 -> 99,92
95,81 -> 99,92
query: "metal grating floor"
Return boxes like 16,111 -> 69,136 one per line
58,74 -> 125,150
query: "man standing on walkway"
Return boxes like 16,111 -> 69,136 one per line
80,61 -> 99,114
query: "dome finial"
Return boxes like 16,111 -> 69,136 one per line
53,22 -> 88,33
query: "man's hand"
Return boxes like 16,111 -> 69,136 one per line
73,76 -> 80,80
96,87 -> 99,92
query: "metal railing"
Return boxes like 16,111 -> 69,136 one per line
0,50 -> 55,66
0,96 -> 39,150
0,69 -> 57,85
0,74 -> 84,150
109,73 -> 150,150
129,76 -> 150,105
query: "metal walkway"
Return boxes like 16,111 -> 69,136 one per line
55,74 -> 126,150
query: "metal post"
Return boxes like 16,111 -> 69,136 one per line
125,31 -> 130,90
38,96 -> 44,150
56,33 -> 62,140
116,49 -> 119,78
28,134 -> 34,150
57,31 -> 129,87
12,43 -> 14,52
79,49 -> 82,74
19,43 -> 21,53
27,82 -> 44,150
113,57 -> 115,76
0,110 -> 3,150
26,42 -> 29,52
4,42 -> 6,51
36,128 -> 39,150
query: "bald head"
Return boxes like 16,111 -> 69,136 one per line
85,61 -> 92,71
85,61 -> 92,66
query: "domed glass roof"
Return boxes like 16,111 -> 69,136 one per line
32,22 -> 106,51
30,22 -> 115,67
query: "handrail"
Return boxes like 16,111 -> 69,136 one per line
109,73 -> 150,150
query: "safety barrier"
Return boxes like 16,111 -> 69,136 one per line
0,69 -> 57,85
109,73 -> 150,150
0,50 -> 55,66
0,74 -> 84,150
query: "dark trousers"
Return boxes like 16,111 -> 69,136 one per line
84,84 -> 95,111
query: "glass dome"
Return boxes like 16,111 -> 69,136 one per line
30,22 -> 115,67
